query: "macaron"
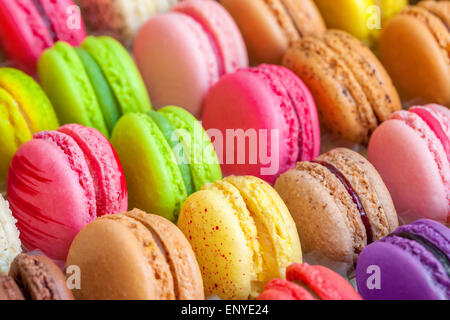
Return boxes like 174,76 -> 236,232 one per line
0,68 -> 59,187
133,0 -> 248,116
66,209 -> 204,300
275,148 -> 398,265
0,194 -> 21,274
0,274 -> 24,300
202,64 -> 321,184
78,0 -> 179,47
6,253 -> 74,300
379,1 -> 450,107
220,0 -> 326,65
314,0 -> 408,48
368,104 -> 449,225
38,36 -> 152,137
258,263 -> 361,300
283,29 -> 402,144
0,0 -> 87,74
7,124 -> 128,261
177,175 -> 302,300
111,106 -> 222,221
356,219 -> 450,300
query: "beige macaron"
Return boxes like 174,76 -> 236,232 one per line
66,209 -> 204,300
275,148 -> 398,264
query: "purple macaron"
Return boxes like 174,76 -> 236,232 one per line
356,219 -> 449,300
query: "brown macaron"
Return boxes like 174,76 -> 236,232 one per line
379,2 -> 450,107
8,253 -> 74,300
66,209 -> 204,300
275,148 -> 398,264
283,29 -> 402,144
0,274 -> 24,300
220,0 -> 326,65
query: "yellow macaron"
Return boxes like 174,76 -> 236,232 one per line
177,175 -> 302,300
314,0 -> 408,48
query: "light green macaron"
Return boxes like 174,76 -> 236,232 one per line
111,106 -> 222,221
38,36 -> 152,137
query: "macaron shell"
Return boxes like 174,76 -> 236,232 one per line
0,68 -> 58,133
275,162 -> 361,263
379,9 -> 450,106
0,0 -> 53,74
134,13 -> 218,116
58,124 -> 128,216
258,278 -> 315,300
67,217 -> 159,299
9,254 -> 74,300
111,113 -> 187,221
177,187 -> 257,299
0,88 -> 32,182
317,148 -> 398,240
356,238 -> 448,300
173,0 -> 248,74
202,70 -> 292,184
258,64 -> 321,160
7,138 -> 95,260
158,106 -> 222,190
39,0 -> 87,46
368,119 -> 449,224
0,274 -> 24,300
38,41 -> 108,136
286,263 -> 361,300
224,175 -> 302,271
220,0 -> 292,64
82,36 -> 152,115
125,210 -> 204,300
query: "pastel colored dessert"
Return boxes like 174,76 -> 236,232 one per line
202,64 -> 321,184
7,124 -> 128,261
356,219 -> 450,300
133,0 -> 248,116
283,30 -> 402,144
314,0 -> 407,48
0,195 -> 21,274
0,68 -> 59,187
220,0 -> 326,65
67,209 -> 204,300
178,175 -> 302,300
379,1 -> 450,107
38,36 -> 151,137
368,104 -> 449,225
275,148 -> 398,265
0,0 -> 87,74
4,253 -> 74,300
112,106 -> 222,221
258,263 -> 361,300
78,0 -> 179,47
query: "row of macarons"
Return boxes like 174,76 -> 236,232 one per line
0,28 -> 448,226
0,0 -> 449,111
1,163 -> 448,300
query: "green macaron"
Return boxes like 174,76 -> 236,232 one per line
38,36 -> 152,137
111,106 -> 222,221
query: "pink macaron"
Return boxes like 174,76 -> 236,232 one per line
202,64 -> 320,184
0,0 -> 87,75
7,124 -> 127,261
133,0 -> 248,117
368,104 -> 449,225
